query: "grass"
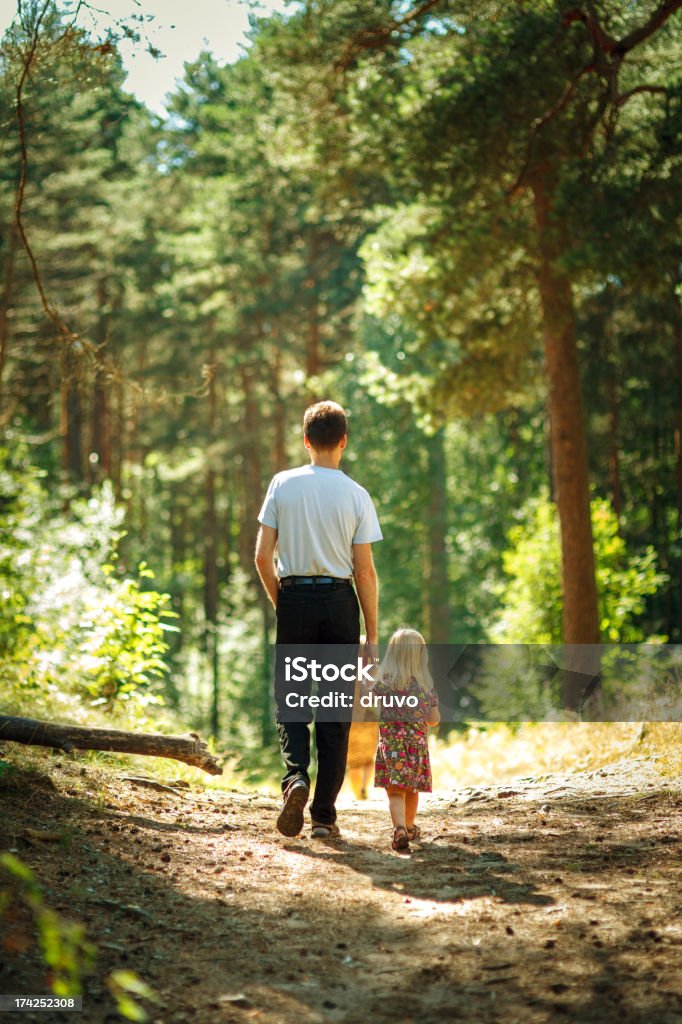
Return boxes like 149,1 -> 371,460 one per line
429,721 -> 676,790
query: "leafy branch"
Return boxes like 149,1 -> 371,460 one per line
563,0 -> 682,103
506,0 -> 680,195
335,0 -> 447,70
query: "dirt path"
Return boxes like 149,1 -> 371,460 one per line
1,754 -> 681,1024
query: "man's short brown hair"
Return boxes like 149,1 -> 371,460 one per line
303,401 -> 348,450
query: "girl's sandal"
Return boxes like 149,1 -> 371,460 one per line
406,825 -> 421,841
392,826 -> 410,852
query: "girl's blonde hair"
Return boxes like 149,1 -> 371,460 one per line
378,627 -> 433,692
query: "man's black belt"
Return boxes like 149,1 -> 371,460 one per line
279,576 -> 352,587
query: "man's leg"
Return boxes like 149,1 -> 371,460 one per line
277,721 -> 311,793
274,588 -> 316,795
274,664 -> 313,836
310,586 -> 360,828
310,720 -> 352,826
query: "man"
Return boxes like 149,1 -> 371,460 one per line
255,400 -> 382,839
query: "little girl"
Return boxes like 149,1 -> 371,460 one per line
371,628 -> 440,851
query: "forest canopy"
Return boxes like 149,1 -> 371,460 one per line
0,0 -> 680,749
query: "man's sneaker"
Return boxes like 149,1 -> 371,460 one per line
311,822 -> 341,840
276,779 -> 309,837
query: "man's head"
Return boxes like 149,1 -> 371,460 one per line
303,401 -> 348,452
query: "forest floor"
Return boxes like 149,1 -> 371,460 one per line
0,748 -> 681,1024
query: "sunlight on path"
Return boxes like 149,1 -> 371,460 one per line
1,750 -> 680,1023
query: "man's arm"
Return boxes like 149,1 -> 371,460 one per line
353,543 -> 379,654
255,525 -> 279,609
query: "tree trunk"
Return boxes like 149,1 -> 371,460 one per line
425,427 -> 451,642
671,305 -> 675,638
272,346 -> 287,472
239,364 -> 263,574
545,409 -> 555,502
0,716 -> 222,775
305,235 -> 321,397
127,341 -> 148,541
506,407 -> 520,459
111,375 -> 125,500
259,589 -> 275,746
604,317 -> 622,529
223,480 -> 234,598
651,413 -> 672,634
169,483 -> 186,657
531,172 -> 600,647
306,316 -> 320,382
0,223 -> 19,416
60,347 -> 84,482
90,278 -> 111,482
607,369 -> 622,528
91,362 -> 110,482
204,351 -> 220,738
240,360 -> 274,738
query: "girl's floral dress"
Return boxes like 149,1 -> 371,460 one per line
372,676 -> 438,792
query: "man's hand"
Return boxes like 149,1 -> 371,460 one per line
361,639 -> 379,670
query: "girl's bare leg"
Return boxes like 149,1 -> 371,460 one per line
405,790 -> 419,830
387,785 -> 407,828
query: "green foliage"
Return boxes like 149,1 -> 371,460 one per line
106,969 -> 159,1023
1,853 -> 157,1019
494,495 -> 668,643
0,451 -> 176,721
0,853 -> 95,996
80,563 -> 177,710
359,198 -> 542,420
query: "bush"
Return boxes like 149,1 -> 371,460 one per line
493,494 -> 667,644
0,449 -> 177,723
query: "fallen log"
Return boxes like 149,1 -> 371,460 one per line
0,716 -> 222,775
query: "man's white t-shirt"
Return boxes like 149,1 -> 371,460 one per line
258,464 -> 382,579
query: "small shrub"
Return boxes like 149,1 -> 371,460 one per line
0,449 -> 177,722
493,494 -> 667,644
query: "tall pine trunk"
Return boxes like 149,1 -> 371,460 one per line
0,223 -> 19,417
671,303 -> 675,638
259,588 -> 274,745
305,234 -> 321,400
605,323 -> 622,529
204,352 -> 220,738
272,346 -> 287,472
60,347 -> 84,482
531,171 -> 600,649
111,376 -> 125,499
238,364 -> 262,573
240,361 -> 273,742
90,279 -> 111,482
425,428 -> 451,642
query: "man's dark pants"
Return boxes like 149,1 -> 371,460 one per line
275,581 -> 360,826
